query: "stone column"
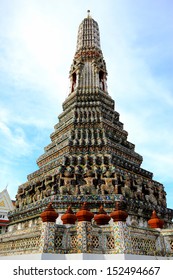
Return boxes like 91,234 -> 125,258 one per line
76,221 -> 92,253
76,202 -> 94,253
112,221 -> 132,254
39,222 -> 56,253
148,210 -> 165,256
110,202 -> 132,254
39,203 -> 58,254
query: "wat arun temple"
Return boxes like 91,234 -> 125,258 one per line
0,11 -> 173,260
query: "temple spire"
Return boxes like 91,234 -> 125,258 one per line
76,12 -> 101,52
69,13 -> 107,94
9,12 -> 171,246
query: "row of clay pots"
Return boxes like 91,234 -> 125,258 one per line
40,202 -> 164,229
40,202 -> 128,225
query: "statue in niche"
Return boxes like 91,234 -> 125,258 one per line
101,163 -> 108,175
93,164 -> 101,177
75,165 -> 83,175
35,180 -> 45,191
80,177 -> 97,195
26,194 -> 33,205
24,183 -> 37,205
52,174 -> 60,194
15,187 -> 25,208
22,195 -> 28,207
99,70 -> 105,91
33,187 -> 42,202
71,72 -> 76,92
67,165 -> 74,174
121,174 -> 133,198
108,164 -> 117,176
113,172 -> 123,194
25,188 -> 33,205
100,178 -> 114,195
158,189 -> 166,207
64,167 -> 74,177
16,195 -> 24,209
59,178 -> 77,195
43,184 -> 53,198
104,170 -> 112,178
145,181 -> 157,205
133,177 -> 144,200
45,175 -> 54,188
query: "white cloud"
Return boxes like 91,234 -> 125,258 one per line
0,121 -> 31,157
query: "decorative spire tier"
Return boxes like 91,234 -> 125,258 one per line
76,10 -> 101,52
8,11 -> 173,229
70,10 -> 106,94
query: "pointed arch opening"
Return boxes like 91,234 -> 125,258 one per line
71,72 -> 77,92
99,70 -> 105,91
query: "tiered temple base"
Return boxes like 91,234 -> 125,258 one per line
0,203 -> 173,260
11,157 -> 173,229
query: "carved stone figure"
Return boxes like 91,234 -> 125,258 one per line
145,181 -> 157,205
108,164 -> 116,176
121,175 -> 133,198
59,178 -> 75,195
75,165 -> 83,175
100,178 -> 114,195
15,187 -> 25,208
80,177 -> 96,195
33,188 -> 42,202
43,184 -> 53,198
45,175 -> 54,189
24,184 -> 34,205
66,166 -> 74,176
158,189 -> 166,207
101,164 -> 107,175
93,164 -> 101,177
15,195 -> 23,208
26,192 -> 33,205
133,177 -> 144,200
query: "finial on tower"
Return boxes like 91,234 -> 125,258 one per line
87,10 -> 91,18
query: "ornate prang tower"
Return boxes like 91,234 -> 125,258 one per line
7,11 -> 173,231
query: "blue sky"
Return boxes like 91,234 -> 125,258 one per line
0,0 -> 173,209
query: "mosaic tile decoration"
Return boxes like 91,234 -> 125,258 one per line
39,222 -> 56,253
1,218 -> 173,257
112,222 -> 132,254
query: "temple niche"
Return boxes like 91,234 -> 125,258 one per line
99,70 -> 106,91
71,72 -> 77,93
0,11 -> 173,260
